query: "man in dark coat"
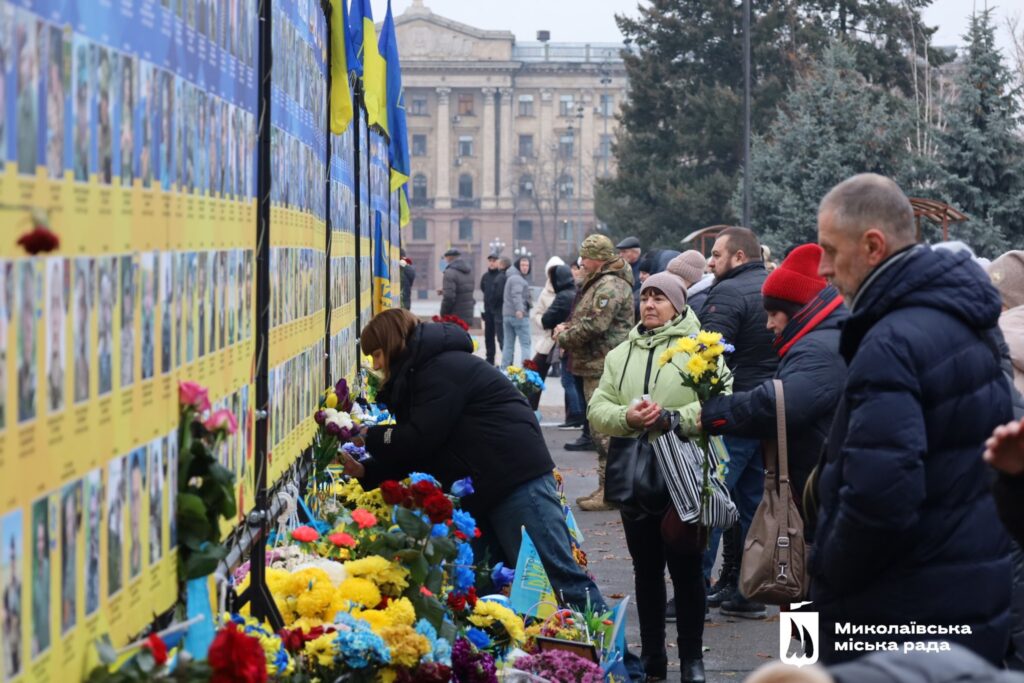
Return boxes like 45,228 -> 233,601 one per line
699,226 -> 779,618
702,244 -> 848,531
439,248 -> 475,324
399,250 -> 416,311
479,254 -> 504,364
812,173 -> 1012,663
617,236 -> 642,318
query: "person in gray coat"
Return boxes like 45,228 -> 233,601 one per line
440,248 -> 475,324
501,256 -> 532,367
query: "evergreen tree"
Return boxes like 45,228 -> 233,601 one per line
936,9 -> 1024,256
596,0 -> 942,248
737,42 -> 918,253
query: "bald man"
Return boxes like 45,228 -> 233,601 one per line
810,174 -> 1012,663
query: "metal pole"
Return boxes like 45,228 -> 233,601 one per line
322,0 -> 332,385
742,0 -> 752,228
577,107 -> 584,240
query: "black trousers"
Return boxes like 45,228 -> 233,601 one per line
482,311 -> 503,364
621,511 -> 706,660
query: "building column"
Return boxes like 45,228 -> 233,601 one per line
435,87 -> 452,209
498,87 -> 515,208
481,87 -> 497,209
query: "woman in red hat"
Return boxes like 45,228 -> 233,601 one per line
699,243 -> 848,533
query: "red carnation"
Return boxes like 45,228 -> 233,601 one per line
523,359 -> 539,372
278,628 -> 305,653
422,493 -> 453,524
410,480 -> 440,505
328,532 -> 356,548
16,224 -> 60,255
447,591 -> 467,612
142,633 -> 168,667
208,623 -> 268,683
380,480 -> 408,505
291,526 -> 320,543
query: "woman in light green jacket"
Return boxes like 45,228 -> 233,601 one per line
588,272 -> 732,683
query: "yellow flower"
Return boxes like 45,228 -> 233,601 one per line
306,632 -> 339,667
383,597 -> 416,627
345,556 -> 411,597
508,365 -> 522,374
469,600 -> 526,645
658,348 -> 675,367
324,392 -> 339,409
381,625 -> 432,668
696,330 -> 723,347
675,337 -> 699,354
351,608 -> 392,633
686,354 -> 710,380
700,344 -> 724,360
338,577 -> 382,608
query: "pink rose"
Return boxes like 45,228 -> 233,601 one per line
204,409 -> 239,435
179,381 -> 211,412
351,508 -> 377,529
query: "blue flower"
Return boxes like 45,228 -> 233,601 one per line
410,472 -> 442,487
454,543 -> 475,592
431,523 -> 449,538
452,509 -> 477,538
334,613 -> 391,668
491,562 -> 515,591
416,619 -> 438,643
450,477 -> 475,498
434,637 -> 452,665
465,627 -> 492,650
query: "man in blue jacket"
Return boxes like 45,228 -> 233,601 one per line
812,173 -> 1012,663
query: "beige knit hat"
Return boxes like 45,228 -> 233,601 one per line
667,250 -> 707,287
988,250 -> 1024,309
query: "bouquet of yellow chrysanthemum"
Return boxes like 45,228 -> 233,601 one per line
658,330 -> 735,534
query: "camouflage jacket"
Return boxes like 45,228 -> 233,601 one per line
557,258 -> 635,377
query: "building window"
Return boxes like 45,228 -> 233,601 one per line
458,173 -> 474,199
599,134 -> 613,159
518,175 -> 534,197
458,218 -> 473,241
559,134 -> 574,160
457,93 -> 474,116
412,174 -> 428,202
412,134 -> 427,157
517,94 -> 534,117
458,135 -> 474,157
559,94 -> 575,117
516,220 -> 534,241
558,220 -> 574,241
412,218 -> 427,240
599,94 -> 614,117
558,174 -> 574,198
518,134 -> 534,159
411,97 -> 428,116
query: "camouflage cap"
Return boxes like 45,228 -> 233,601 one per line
580,234 -> 617,261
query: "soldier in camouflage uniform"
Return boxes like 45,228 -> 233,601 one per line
555,234 -> 635,511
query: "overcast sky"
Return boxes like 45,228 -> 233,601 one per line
371,0 -> 1020,59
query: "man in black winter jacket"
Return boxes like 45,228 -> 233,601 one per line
812,174 -> 1011,663
479,254 -> 505,364
440,248 -> 475,324
699,226 -> 779,618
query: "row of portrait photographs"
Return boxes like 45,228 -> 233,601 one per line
358,255 -> 373,296
330,256 -> 357,313
271,3 -> 327,132
0,5 -> 256,197
171,0 -> 257,69
331,125 -> 355,179
329,327 -> 358,396
268,340 -> 325,453
209,385 -> 251,485
330,178 -> 356,235
0,433 -> 177,678
270,127 -> 327,220
269,248 -> 326,331
0,250 -> 253,429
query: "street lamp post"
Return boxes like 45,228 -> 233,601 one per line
488,237 -> 506,256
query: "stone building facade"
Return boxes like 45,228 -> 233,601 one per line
394,0 -> 628,296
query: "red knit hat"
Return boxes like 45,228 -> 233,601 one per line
762,244 -> 827,306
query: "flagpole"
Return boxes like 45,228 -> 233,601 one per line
323,0 -> 333,387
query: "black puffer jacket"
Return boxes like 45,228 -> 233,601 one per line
363,323 -> 554,514
480,269 -> 503,317
698,261 -> 778,391
811,246 -> 1012,664
441,259 -> 475,323
541,265 -> 576,330
700,299 -> 848,521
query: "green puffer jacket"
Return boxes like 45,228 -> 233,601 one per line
557,257 -> 635,378
588,308 -> 733,438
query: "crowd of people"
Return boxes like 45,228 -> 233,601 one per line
359,173 -> 1024,682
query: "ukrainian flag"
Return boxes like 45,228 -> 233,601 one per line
328,0 -> 354,134
379,1 -> 411,227
373,211 -> 391,313
350,0 -> 388,133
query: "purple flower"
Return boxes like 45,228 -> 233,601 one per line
314,410 -> 327,426
490,562 -> 515,591
325,421 -> 343,436
451,477 -> 475,498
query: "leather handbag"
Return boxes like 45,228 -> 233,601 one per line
604,435 -> 669,517
738,380 -> 809,604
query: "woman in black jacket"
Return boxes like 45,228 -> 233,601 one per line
344,309 -> 606,612
542,264 -> 585,428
